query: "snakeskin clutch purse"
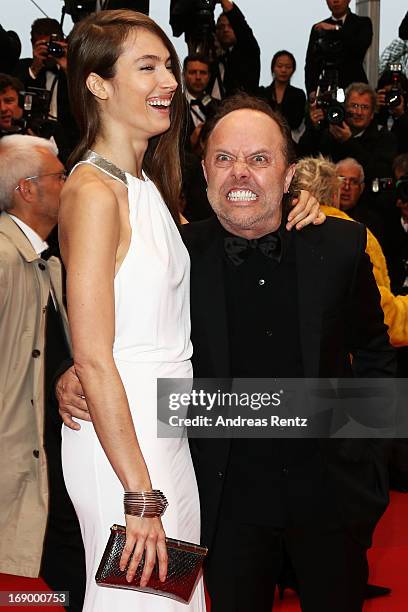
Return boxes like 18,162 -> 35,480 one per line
95,524 -> 207,604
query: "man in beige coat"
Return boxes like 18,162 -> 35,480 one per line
0,135 -> 84,609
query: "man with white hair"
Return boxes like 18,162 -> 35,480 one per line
336,157 -> 384,245
0,135 -> 84,610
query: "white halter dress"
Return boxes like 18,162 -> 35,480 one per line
62,152 -> 205,612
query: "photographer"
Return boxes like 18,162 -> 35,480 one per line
299,83 -> 398,219
212,0 -> 260,97
13,18 -> 77,162
376,68 -> 408,154
170,0 -> 259,97
305,0 -> 372,96
0,74 -> 23,134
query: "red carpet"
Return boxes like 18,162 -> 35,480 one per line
1,492 -> 407,611
272,491 -> 408,612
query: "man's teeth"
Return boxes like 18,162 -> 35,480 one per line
147,99 -> 171,107
227,190 -> 257,201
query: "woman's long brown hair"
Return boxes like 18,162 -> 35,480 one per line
67,9 -> 184,222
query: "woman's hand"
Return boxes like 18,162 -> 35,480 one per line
120,515 -> 168,586
286,190 -> 325,230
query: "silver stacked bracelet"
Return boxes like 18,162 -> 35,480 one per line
124,490 -> 168,518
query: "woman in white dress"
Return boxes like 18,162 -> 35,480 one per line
58,10 -> 205,611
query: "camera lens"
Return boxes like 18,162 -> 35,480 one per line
384,89 -> 401,109
327,103 -> 345,125
46,40 -> 64,58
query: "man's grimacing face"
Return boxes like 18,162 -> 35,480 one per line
202,109 -> 295,238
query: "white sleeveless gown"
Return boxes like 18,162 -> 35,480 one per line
62,162 -> 205,612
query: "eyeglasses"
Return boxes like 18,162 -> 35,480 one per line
347,103 -> 371,112
338,176 -> 363,187
15,171 -> 67,190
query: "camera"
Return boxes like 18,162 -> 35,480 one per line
314,68 -> 345,126
384,88 -> 402,109
314,27 -> 344,70
63,0 -> 98,23
62,1 -> 149,23
46,34 -> 65,59
396,174 -> 408,203
170,0 -> 217,57
15,87 -> 57,139
383,65 -> 403,109
316,90 -> 345,125
377,64 -> 406,126
371,177 -> 394,194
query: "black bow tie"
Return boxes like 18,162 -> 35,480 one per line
190,98 -> 200,106
224,233 -> 282,266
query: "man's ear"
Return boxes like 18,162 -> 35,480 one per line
284,163 -> 296,193
86,72 -> 109,100
15,178 -> 35,203
201,159 -> 208,184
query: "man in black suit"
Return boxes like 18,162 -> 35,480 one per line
57,95 -> 395,610
305,0 -> 373,96
210,0 -> 260,98
183,54 -> 219,143
184,95 -> 395,611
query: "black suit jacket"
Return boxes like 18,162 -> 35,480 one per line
258,83 -> 306,131
305,10 -> 373,95
210,4 -> 260,96
182,216 -> 395,549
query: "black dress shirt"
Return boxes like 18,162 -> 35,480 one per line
219,226 -> 324,526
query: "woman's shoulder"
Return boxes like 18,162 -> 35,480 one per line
59,165 -> 121,230
258,83 -> 274,98
62,165 -> 119,209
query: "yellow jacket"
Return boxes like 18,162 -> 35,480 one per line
322,205 -> 408,347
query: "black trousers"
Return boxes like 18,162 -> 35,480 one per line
205,517 -> 368,612
41,400 -> 86,612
